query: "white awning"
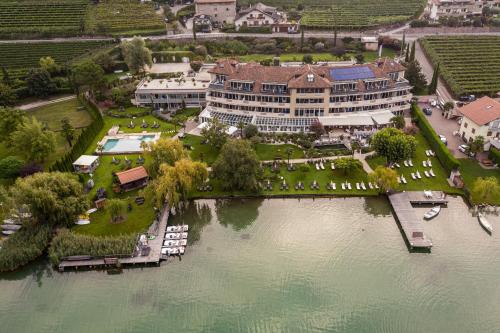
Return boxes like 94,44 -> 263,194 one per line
73,155 -> 99,167
371,110 -> 395,125
320,114 -> 374,127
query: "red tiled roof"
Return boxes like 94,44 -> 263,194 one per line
116,166 -> 148,185
459,96 -> 500,126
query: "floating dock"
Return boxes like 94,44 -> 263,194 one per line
388,191 -> 448,250
58,207 -> 170,271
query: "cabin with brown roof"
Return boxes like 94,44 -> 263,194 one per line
115,166 -> 149,192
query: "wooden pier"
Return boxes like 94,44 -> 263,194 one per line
388,191 -> 448,250
58,207 -> 170,271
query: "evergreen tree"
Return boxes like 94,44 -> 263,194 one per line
333,28 -> 337,47
404,44 -> 410,63
405,60 -> 427,94
410,41 -> 416,62
1,67 -> 11,86
401,32 -> 406,57
300,26 -> 304,51
429,63 -> 440,94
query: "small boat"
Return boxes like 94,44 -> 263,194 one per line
166,225 -> 189,233
163,240 -> 180,247
2,230 -> 15,236
165,232 -> 182,240
424,206 -> 441,220
161,247 -> 180,255
1,224 -> 22,231
75,219 -> 90,225
478,213 -> 493,234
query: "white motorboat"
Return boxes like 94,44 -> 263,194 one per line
163,240 -> 180,247
2,230 -> 15,236
1,224 -> 21,231
478,213 -> 493,234
424,206 -> 441,220
166,226 -> 179,233
161,247 -> 179,255
74,219 -> 90,225
165,232 -> 182,240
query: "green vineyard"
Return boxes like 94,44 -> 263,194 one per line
0,41 -> 113,80
239,0 -> 425,29
0,0 -> 89,37
0,0 -> 165,38
420,36 -> 500,97
85,0 -> 165,36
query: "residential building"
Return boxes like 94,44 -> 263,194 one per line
458,96 -> 500,149
235,2 -> 285,30
135,65 -> 215,111
426,0 -> 500,20
194,0 -> 236,25
200,58 -> 413,133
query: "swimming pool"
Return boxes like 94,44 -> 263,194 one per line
97,133 -> 160,154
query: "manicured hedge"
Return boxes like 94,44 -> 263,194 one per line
152,51 -> 196,63
411,103 -> 460,173
49,97 -> 104,172
489,147 -> 500,164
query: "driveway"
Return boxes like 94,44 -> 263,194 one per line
417,100 -> 466,158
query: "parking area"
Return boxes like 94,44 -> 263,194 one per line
417,99 -> 467,158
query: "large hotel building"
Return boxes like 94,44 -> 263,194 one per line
200,58 -> 413,133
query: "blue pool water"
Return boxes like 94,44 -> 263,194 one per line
101,135 -> 157,153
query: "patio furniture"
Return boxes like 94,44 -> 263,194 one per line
356,183 -> 360,190
416,171 -> 422,179
423,161 -> 427,167
395,163 -> 401,168
361,182 -> 367,190
408,160 -> 413,167
404,160 -> 409,167
430,169 -> 436,177
427,159 -> 432,167
424,171 -> 430,178
397,176 -> 401,184
347,183 -> 352,190
331,162 -> 335,170
342,183 -> 346,190
368,182 -> 374,190
411,173 -> 417,180
402,176 -> 408,184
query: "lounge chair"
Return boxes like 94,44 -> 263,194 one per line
356,183 -> 360,190
402,176 -> 408,184
347,183 -> 352,190
409,160 -> 414,167
361,182 -> 367,190
416,171 -> 422,179
368,182 -> 374,189
425,150 -> 430,157
395,163 -> 401,168
332,183 -> 336,190
331,162 -> 335,170
342,183 -> 346,190
374,183 -> 379,189
423,161 -> 427,167
430,169 -> 436,177
397,176 -> 401,184
427,160 -> 432,167
404,160 -> 409,167
320,162 -> 325,170
411,173 -> 417,180
424,170 -> 430,178
315,163 -> 320,170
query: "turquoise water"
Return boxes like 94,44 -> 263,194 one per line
1,197 -> 499,333
102,135 -> 156,153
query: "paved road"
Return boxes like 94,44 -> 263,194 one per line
16,95 -> 76,110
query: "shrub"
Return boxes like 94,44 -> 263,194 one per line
411,103 -> 459,173
0,224 -> 51,272
488,147 -> 499,164
0,156 -> 24,179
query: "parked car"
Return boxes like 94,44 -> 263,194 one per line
430,99 -> 437,107
438,134 -> 447,145
458,144 -> 469,154
423,107 -> 432,115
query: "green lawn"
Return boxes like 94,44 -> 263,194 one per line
254,143 -> 304,161
180,134 -> 220,165
171,107 -> 201,121
28,98 -> 92,131
237,49 -> 396,63
193,162 -> 377,197
459,158 -> 500,205
366,134 -> 461,194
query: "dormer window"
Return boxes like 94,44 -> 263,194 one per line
307,74 -> 314,82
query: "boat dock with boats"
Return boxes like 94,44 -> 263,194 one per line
388,191 -> 448,250
58,206 -> 188,272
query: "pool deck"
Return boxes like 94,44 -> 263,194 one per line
58,206 -> 170,271
96,132 -> 161,155
388,191 -> 448,250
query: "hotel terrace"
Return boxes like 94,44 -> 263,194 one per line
199,58 -> 413,133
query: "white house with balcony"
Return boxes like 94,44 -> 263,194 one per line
458,96 -> 500,150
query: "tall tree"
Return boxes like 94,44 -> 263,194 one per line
300,26 -> 305,51
335,157 -> 362,176
10,118 -> 56,162
404,60 -> 427,94
1,67 -> 12,86
121,37 -> 153,74
0,83 -> 17,106
60,117 -> 75,147
470,135 -> 485,155
472,177 -> 499,204
333,27 -> 338,47
9,172 -> 88,227
401,32 -> 406,57
390,115 -> 405,129
149,158 -> 207,208
144,137 -> 189,178
369,166 -> 398,193
26,68 -> 55,97
213,139 -> 261,191
370,127 -> 417,163
409,41 -> 416,62
0,107 -> 26,145
428,63 -> 440,94
106,199 -> 127,223
404,44 -> 410,63
39,56 -> 59,74
201,118 -> 228,149
71,59 -> 105,95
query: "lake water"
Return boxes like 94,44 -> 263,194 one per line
1,197 -> 500,333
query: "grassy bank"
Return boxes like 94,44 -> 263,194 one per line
459,158 -> 500,205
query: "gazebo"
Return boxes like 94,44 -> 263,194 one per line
116,166 -> 149,192
73,155 -> 100,174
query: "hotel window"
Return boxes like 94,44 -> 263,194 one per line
464,122 -> 468,128
472,128 -> 476,134
487,131 -> 492,137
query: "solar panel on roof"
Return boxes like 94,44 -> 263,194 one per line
330,66 -> 375,81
